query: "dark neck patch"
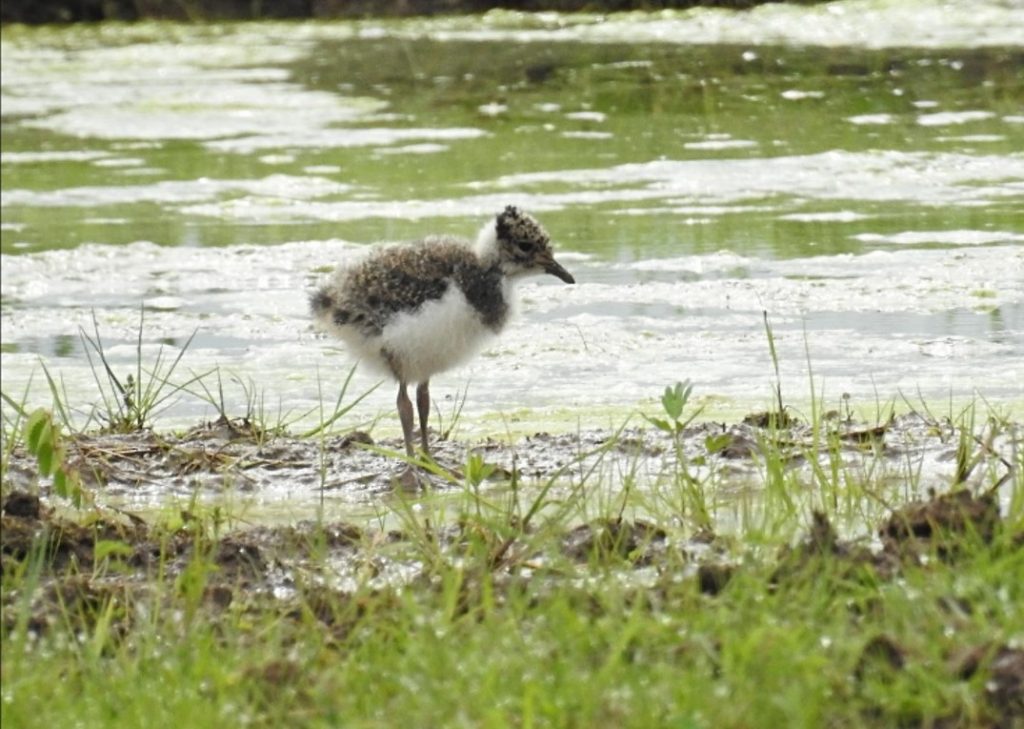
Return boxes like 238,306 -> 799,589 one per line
455,263 -> 508,331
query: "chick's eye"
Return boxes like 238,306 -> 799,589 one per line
516,240 -> 535,253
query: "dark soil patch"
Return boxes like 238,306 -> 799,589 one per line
696,562 -> 735,595
2,492 -> 155,571
769,488 -> 1006,588
561,518 -> 667,564
854,634 -> 907,680
957,645 -> 1024,721
880,489 -> 1001,561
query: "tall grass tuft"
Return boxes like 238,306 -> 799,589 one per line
79,308 -> 209,433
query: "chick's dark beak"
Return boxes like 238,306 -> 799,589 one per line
544,258 -> 575,284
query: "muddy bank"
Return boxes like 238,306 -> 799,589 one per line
2,410 -> 1018,520
0,482 -> 1012,602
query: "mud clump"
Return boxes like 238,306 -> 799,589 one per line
338,430 -> 374,448
696,563 -> 735,595
854,634 -> 907,681
954,645 -> 1024,723
742,410 -> 798,429
770,488 -> 1006,589
3,491 -> 43,519
212,537 -> 269,582
770,511 -> 879,586
2,491 -> 152,571
880,489 -> 1000,560
561,518 -> 667,564
715,433 -> 757,459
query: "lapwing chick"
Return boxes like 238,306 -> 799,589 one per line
311,206 -> 574,487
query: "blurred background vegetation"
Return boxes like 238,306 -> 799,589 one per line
2,0 -> 826,25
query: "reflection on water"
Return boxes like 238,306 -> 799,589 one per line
1,2 -> 1022,433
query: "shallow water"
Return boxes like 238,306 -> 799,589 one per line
2,0 -> 1023,445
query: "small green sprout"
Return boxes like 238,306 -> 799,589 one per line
644,380 -> 703,436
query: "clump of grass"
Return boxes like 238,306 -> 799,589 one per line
188,368 -> 292,446
436,383 -> 469,442
80,308 -> 209,433
303,363 -> 379,440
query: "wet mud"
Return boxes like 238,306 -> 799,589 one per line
3,411 -> 1018,515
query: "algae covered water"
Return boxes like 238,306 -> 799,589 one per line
2,0 -> 1023,436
